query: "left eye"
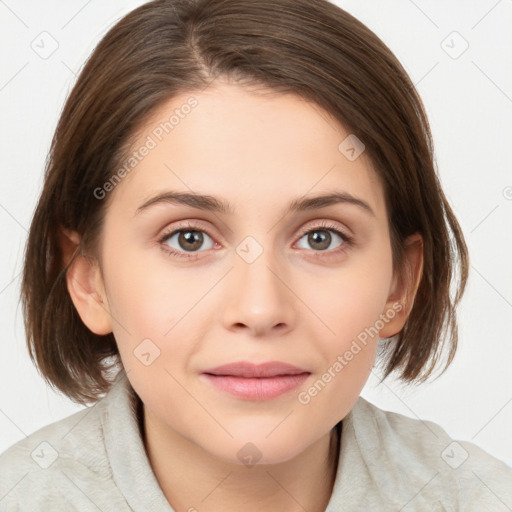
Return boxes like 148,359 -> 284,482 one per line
295,228 -> 347,252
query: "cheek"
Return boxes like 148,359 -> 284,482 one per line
291,244 -> 392,418
101,244 -> 207,369
293,268 -> 388,424
104,231 -> 197,323
299,251 -> 393,351
296,342 -> 377,436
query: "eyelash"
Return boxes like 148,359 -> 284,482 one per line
157,220 -> 355,260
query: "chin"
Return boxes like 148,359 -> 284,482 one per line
200,427 -> 318,467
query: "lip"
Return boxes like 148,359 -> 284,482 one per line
201,361 -> 311,400
203,361 -> 308,378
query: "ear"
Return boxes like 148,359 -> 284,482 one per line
59,227 -> 113,335
379,233 -> 424,339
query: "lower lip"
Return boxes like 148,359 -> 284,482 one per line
201,373 -> 310,400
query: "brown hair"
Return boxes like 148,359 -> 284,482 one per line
21,0 -> 468,404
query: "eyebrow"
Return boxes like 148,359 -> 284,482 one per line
135,190 -> 375,217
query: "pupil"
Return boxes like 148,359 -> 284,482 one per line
309,230 -> 330,250
180,231 -> 203,251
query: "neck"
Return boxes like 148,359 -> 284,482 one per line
139,400 -> 341,512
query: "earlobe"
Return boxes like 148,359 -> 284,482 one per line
379,233 -> 424,339
59,227 -> 113,336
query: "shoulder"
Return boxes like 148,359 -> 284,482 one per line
0,390 -> 124,511
347,397 -> 512,511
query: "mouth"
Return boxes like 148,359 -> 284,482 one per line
200,361 -> 311,400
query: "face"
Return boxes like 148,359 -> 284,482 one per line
75,80 -> 407,465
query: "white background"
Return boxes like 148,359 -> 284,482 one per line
1,0 -> 511,468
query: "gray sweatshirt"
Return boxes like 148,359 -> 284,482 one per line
1,370 -> 511,511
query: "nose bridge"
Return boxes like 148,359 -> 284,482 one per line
221,235 -> 295,334
240,245 -> 281,302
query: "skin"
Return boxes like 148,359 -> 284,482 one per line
63,79 -> 423,512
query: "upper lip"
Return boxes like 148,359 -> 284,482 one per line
202,361 -> 310,378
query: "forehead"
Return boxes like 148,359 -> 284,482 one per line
107,81 -> 386,220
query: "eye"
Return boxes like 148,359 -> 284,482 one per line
295,221 -> 354,255
158,222 -> 217,260
158,220 -> 354,261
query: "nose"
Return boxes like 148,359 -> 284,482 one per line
221,248 -> 296,337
